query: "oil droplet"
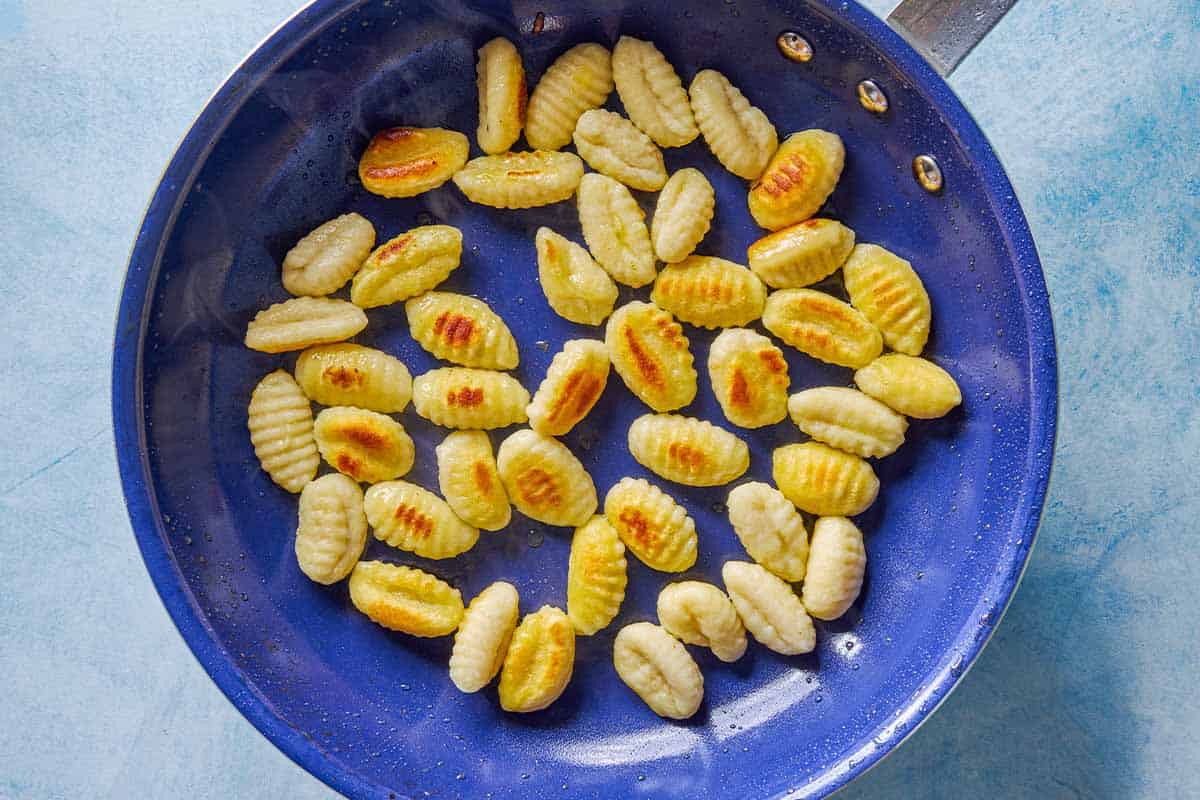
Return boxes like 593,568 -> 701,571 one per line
456,773 -> 465,781
535,340 -> 549,351
857,79 -> 888,113
913,154 -> 943,193
528,530 -> 544,548
637,775 -> 646,782
777,31 -> 813,63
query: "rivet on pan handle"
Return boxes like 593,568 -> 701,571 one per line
887,0 -> 1018,76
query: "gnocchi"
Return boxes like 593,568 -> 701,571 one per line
449,581 -> 520,693
452,150 -> 584,209
364,480 -> 480,559
688,68 -> 777,180
842,243 -> 932,355
613,622 -> 704,719
604,477 -> 697,572
707,328 -> 790,429
854,353 -> 962,419
611,36 -> 698,147
348,561 -> 464,637
282,212 -> 375,297
566,516 -> 628,635
577,173 -> 656,288
748,129 -> 845,230
476,38 -> 526,155
294,343 -> 412,414
358,126 -> 469,198
247,370 -> 319,493
747,218 -> 855,289
351,225 -> 462,309
295,473 -> 367,585
722,560 -> 816,655
726,481 -> 809,582
650,168 -> 714,264
244,296 -> 367,354
573,109 -> 667,191
405,291 -> 519,370
435,430 -> 511,531
627,413 -> 749,487
412,367 -> 530,429
534,227 -> 618,326
787,386 -> 907,458
313,406 -> 415,483
650,255 -> 767,329
773,441 -> 879,517
498,606 -> 576,713
526,339 -> 610,437
525,43 -> 613,151
605,301 -> 697,412
801,517 -> 866,621
657,581 -> 747,663
496,430 -> 597,527
762,288 -> 883,369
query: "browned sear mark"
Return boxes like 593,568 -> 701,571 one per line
447,386 -> 484,407
433,312 -> 476,346
340,424 -> 388,451
365,159 -> 439,180
546,370 -> 602,424
758,349 -> 788,374
379,127 -> 420,142
623,327 -> 663,389
758,155 -> 811,197
729,368 -> 751,408
335,453 -> 363,478
377,234 -> 414,260
323,365 -> 365,389
472,461 -> 494,495
392,502 -> 434,539
667,441 -> 706,471
618,508 -> 658,550
516,468 -> 562,508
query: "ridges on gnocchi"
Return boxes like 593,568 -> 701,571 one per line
405,291 -> 519,370
762,288 -> 883,369
496,430 -> 597,527
651,168 -> 714,264
657,581 -> 747,663
578,173 -> 656,288
854,353 -> 962,419
412,367 -> 530,429
572,108 -> 666,192
357,126 -> 469,199
351,225 -> 463,309
605,301 -> 697,412
627,413 -> 749,487
650,255 -> 767,329
801,516 -> 866,621
498,605 -> 576,713
748,129 -> 845,231
787,386 -> 907,458
525,43 -> 613,151
294,473 -> 367,585
707,328 -> 790,429
722,560 -> 816,655
526,339 -> 610,437
566,516 -> 628,635
604,477 -> 697,572
747,218 -> 856,290
364,480 -> 480,559
613,621 -> 704,719
688,68 -> 777,180
726,481 -> 809,582
842,243 -> 932,356
313,406 -> 415,484
452,150 -> 584,209
534,227 -> 618,326
282,212 -> 375,297
247,370 -> 319,493
773,441 -> 880,517
435,430 -> 511,532
244,296 -> 367,354
611,36 -> 698,148
476,38 -> 526,155
294,343 -> 412,414
348,561 -> 464,637
449,581 -> 520,693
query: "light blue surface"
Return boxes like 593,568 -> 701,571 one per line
0,1 -> 1195,798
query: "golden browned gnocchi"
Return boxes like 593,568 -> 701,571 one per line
247,370 -> 319,493
604,477 -> 697,572
498,606 -> 576,713
854,353 -> 962,419
801,517 -> 866,621
496,430 -> 597,527
748,129 -> 845,230
627,414 -> 749,487
688,68 -> 778,180
452,150 -> 584,209
650,256 -> 767,329
476,38 -> 526,155
294,473 -> 367,585
788,386 -> 907,458
412,367 -> 530,429
405,291 -> 519,370
707,328 -> 790,429
351,225 -> 462,309
282,213 -> 375,297
313,406 -> 415,483
722,560 -> 816,655
525,43 -> 613,151
611,36 -> 698,147
435,430 -> 511,531
650,168 -> 714,264
566,516 -> 628,635
613,622 -> 704,719
726,481 -> 809,582
573,109 -> 667,191
534,227 -> 619,326
526,339 -> 610,436
842,243 -> 932,356
605,301 -> 697,412
357,126 -> 469,198
577,173 -> 656,288
773,441 -> 879,517
294,344 -> 412,413
762,288 -> 883,369
364,480 -> 480,559
348,561 -> 464,637
244,296 -> 367,354
747,218 -> 856,289
657,581 -> 747,663
449,581 -> 520,693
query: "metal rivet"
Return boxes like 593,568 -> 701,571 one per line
777,31 -> 813,62
913,154 -> 943,192
857,79 -> 888,113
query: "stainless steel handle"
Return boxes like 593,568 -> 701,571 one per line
887,0 -> 1018,76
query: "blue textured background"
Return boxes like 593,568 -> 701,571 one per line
0,0 -> 1196,798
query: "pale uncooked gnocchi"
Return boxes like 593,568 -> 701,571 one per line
707,328 -> 790,429
773,441 -> 879,517
476,38 -> 526,155
801,517 -> 866,621
534,227 -> 618,326
247,370 -> 319,493
364,480 -> 480,559
282,212 -> 375,297
604,477 -> 697,572
688,68 -> 777,180
526,339 -> 610,436
842,243 -> 932,355
605,301 -> 697,412
613,622 -> 704,719
435,430 -> 511,531
358,126 -> 469,198
611,37 -> 698,148
496,430 -> 597,527
405,291 -> 519,370
726,481 -> 809,582
498,606 -> 576,713
748,129 -> 845,230
449,581 -> 520,693
294,343 -> 412,413
295,473 -> 367,585
787,386 -> 907,458
244,296 -> 367,354
854,353 -> 962,419
650,256 -> 767,329
525,43 -> 613,151
573,109 -> 666,191
722,560 -> 815,655
747,218 -> 855,289
627,414 -> 749,487
351,225 -> 462,309
452,150 -> 584,209
762,288 -> 883,369
412,367 -> 530,429
578,173 -> 656,288
657,581 -> 747,663
566,516 -> 628,635
650,168 -> 714,264
348,561 -> 464,637
313,406 -> 415,483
